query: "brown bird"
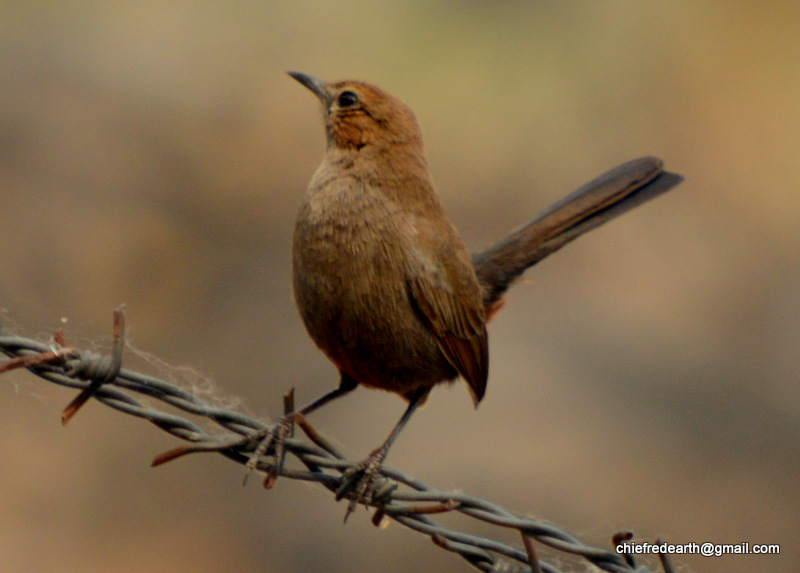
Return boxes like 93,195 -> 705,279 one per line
283,72 -> 682,516
153,72 -> 682,519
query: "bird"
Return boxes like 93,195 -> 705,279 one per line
153,72 -> 682,520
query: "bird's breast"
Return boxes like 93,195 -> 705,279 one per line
291,174 -> 457,393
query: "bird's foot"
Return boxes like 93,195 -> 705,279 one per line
244,415 -> 296,488
336,445 -> 396,521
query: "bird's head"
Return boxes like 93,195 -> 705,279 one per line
288,72 -> 423,153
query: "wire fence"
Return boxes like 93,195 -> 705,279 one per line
0,309 -> 675,573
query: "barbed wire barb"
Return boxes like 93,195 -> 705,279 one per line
1,310 -> 671,573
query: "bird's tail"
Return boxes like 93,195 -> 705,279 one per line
472,156 -> 684,308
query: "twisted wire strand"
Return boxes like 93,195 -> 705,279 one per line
0,328 -> 672,573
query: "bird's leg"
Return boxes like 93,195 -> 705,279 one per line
246,373 -> 357,487
337,387 -> 429,521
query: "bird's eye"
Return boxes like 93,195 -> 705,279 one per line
337,90 -> 359,107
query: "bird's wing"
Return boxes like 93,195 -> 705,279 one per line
406,221 -> 489,406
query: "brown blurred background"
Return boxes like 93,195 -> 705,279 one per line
1,2 -> 798,572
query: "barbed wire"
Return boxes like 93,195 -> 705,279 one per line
0,309 -> 675,573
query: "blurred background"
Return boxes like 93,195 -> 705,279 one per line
1,2 -> 797,572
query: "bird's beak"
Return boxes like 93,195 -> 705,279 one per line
287,71 -> 330,104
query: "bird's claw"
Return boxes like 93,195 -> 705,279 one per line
336,446 -> 394,521
244,416 -> 295,488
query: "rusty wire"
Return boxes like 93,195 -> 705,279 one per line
0,311 -> 674,573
